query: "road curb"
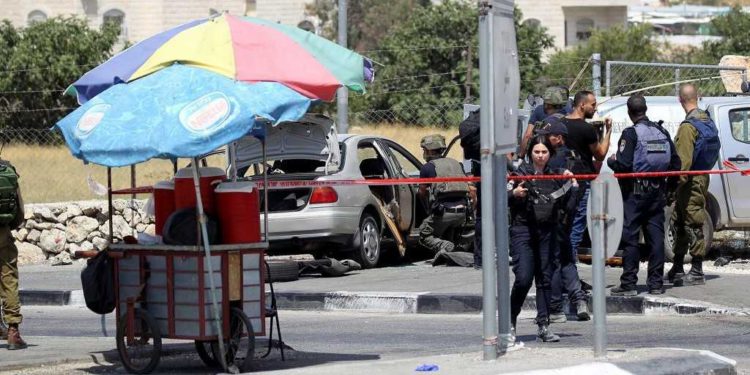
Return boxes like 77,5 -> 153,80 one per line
20,289 -> 750,317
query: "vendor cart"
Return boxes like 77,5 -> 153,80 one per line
109,241 -> 266,373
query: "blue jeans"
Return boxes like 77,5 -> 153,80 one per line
570,187 -> 590,256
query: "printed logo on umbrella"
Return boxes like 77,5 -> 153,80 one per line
179,92 -> 237,134
75,104 -> 111,138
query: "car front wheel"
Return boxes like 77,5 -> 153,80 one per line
352,213 -> 381,269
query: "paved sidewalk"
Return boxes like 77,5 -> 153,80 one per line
0,336 -> 737,375
17,259 -> 750,316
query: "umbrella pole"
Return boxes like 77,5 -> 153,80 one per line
191,159 -> 228,371
263,139 -> 269,242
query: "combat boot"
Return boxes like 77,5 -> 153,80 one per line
667,268 -> 685,286
549,311 -> 567,323
0,321 -> 7,340
7,324 -> 27,350
685,257 -> 705,286
536,324 -> 560,342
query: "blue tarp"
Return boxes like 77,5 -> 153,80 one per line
56,64 -> 313,167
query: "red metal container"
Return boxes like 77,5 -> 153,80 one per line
174,167 -> 225,215
153,180 -> 175,236
215,181 -> 261,244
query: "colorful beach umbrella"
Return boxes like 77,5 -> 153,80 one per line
56,64 -> 312,167
67,14 -> 374,104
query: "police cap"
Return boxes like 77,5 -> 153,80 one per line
543,86 -> 569,106
420,134 -> 447,150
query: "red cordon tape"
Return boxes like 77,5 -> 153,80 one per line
111,161 -> 750,195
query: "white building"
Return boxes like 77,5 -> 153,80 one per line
516,0 -> 640,50
0,0 -> 315,43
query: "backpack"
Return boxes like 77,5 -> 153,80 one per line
459,109 -> 480,161
80,250 -> 116,314
686,117 -> 721,171
0,160 -> 19,226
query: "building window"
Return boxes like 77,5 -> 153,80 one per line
27,10 -> 47,25
523,18 -> 541,29
576,18 -> 594,41
103,9 -> 127,41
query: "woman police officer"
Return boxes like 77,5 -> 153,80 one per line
508,135 -> 577,342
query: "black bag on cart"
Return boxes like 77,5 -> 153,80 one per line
81,250 -> 116,314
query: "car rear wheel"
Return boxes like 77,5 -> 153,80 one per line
352,214 -> 381,269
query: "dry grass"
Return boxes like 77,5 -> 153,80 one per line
11,125 -> 458,203
6,144 -> 224,204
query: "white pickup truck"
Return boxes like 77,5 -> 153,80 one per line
597,96 -> 750,260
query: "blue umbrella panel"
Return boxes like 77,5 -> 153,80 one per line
56,64 -> 313,167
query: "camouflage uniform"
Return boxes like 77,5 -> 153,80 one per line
671,108 -> 712,276
418,135 -> 471,255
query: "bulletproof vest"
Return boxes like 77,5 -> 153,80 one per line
686,117 -> 721,171
0,160 -> 19,226
527,177 -> 569,223
633,121 -> 671,173
429,158 -> 470,200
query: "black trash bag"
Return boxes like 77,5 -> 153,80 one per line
81,251 -> 116,314
162,207 -> 220,246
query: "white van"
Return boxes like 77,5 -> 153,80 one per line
596,96 -> 750,260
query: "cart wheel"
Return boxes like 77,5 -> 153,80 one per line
212,307 -> 255,373
195,340 -> 220,368
116,309 -> 162,374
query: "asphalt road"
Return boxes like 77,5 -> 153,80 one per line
9,307 -> 750,374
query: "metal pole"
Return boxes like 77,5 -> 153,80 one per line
494,154 -> 512,353
675,68 -> 681,96
336,0 -> 349,134
478,0 -> 498,361
591,179 -> 607,358
107,167 -> 114,244
191,160 -> 228,371
605,60 -> 611,97
592,53 -> 601,97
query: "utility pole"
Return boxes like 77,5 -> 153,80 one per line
337,0 -> 349,134
465,45 -> 473,103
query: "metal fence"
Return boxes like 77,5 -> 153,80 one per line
605,61 -> 748,97
4,100 -> 473,204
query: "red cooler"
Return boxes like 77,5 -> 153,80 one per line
174,167 -> 225,215
153,180 -> 175,236
215,181 -> 261,244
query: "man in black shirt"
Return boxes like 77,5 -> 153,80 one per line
563,91 -> 613,258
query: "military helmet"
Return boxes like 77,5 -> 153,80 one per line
420,134 -> 447,150
543,86 -> 568,106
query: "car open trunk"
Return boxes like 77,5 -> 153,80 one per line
232,114 -> 340,213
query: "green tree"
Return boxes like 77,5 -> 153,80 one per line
695,5 -> 750,64
304,0 -> 431,53
0,17 -> 121,131
355,1 -> 552,126
541,24 -> 661,95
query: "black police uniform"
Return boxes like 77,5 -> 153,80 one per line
608,117 -> 681,293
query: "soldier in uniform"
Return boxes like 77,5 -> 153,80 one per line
668,84 -> 721,286
418,134 -> 471,255
519,86 -> 570,159
0,159 -> 27,350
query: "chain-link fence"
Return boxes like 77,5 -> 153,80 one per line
606,61 -> 748,97
3,128 -> 225,204
351,100 -> 468,129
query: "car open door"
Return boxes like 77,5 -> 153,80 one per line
712,103 -> 750,222
378,140 -> 422,232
